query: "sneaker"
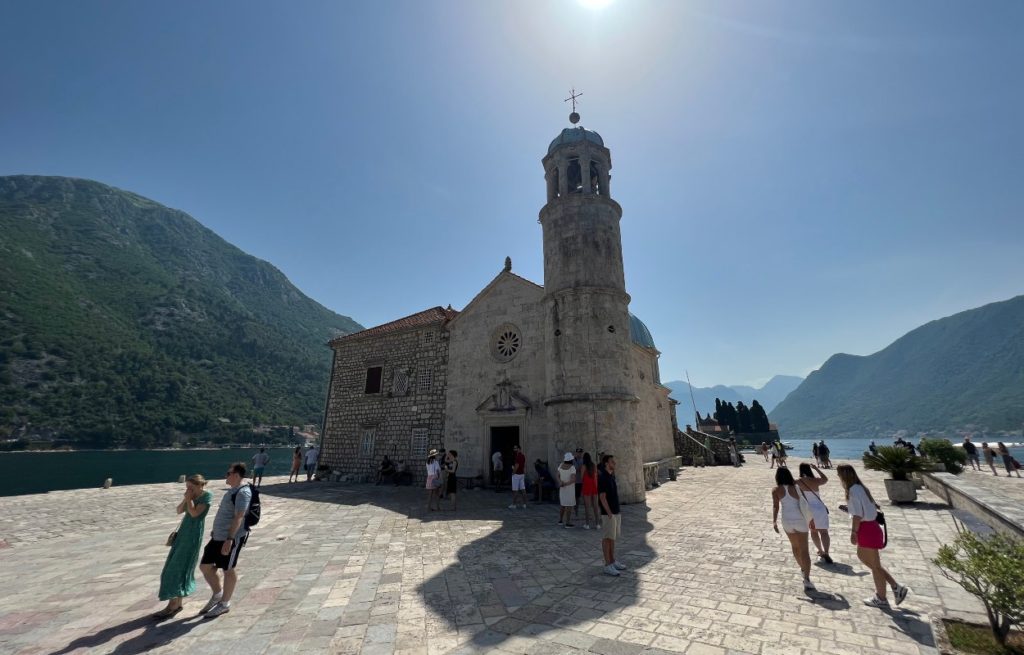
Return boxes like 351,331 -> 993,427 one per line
583,524 -> 591,530
863,596 -> 890,609
565,523 -> 575,528
557,521 -> 563,525
604,564 -> 621,577
802,578 -> 816,591
199,593 -> 223,615
519,504 -> 526,509
509,504 -> 517,510
205,602 -> 231,618
822,553 -> 834,565
893,584 -> 909,606
613,561 -> 627,570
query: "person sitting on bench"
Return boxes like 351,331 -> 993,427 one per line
533,459 -> 557,502
377,456 -> 396,485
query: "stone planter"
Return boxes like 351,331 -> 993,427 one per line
884,478 -> 918,504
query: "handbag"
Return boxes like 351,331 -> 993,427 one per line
876,510 -> 888,548
165,530 -> 177,547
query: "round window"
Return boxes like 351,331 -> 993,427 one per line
491,323 -> 522,362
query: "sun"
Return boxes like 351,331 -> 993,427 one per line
578,0 -> 614,9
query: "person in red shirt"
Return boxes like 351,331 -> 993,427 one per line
509,444 -> 527,509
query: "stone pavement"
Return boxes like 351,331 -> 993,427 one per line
960,462 -> 1024,504
0,460 -> 987,655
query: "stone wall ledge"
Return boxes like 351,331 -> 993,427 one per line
922,472 -> 1024,538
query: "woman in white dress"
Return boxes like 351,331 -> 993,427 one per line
425,449 -> 441,512
557,453 -> 577,528
797,463 -> 833,564
772,467 -> 816,591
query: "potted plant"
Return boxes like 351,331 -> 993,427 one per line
863,445 -> 925,503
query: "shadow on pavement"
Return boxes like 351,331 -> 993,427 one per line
799,592 -> 851,611
814,561 -> 868,577
882,606 -> 937,648
260,479 -> 655,651
51,614 -> 204,655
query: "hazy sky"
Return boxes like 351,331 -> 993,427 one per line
2,1 -> 1022,387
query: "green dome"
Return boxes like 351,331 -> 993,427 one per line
548,127 -> 604,155
629,313 -> 656,349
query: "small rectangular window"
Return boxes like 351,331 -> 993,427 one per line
364,366 -> 383,394
361,428 -> 375,456
423,331 -> 435,346
418,369 -> 433,394
411,428 -> 428,460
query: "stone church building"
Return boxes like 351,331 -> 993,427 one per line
320,118 -> 676,502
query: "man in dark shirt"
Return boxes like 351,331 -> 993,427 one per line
963,437 -> 980,471
509,444 -> 527,509
598,454 -> 626,576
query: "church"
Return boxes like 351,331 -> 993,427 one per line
319,112 -> 676,503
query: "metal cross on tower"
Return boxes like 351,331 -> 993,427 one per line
565,88 -> 582,124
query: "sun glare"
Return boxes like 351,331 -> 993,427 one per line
578,0 -> 613,10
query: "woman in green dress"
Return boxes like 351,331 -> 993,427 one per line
154,474 -> 211,619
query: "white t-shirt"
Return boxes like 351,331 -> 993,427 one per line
491,452 -> 503,470
847,484 -> 877,521
304,448 -> 318,466
426,460 -> 441,478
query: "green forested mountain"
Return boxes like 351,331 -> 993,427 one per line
770,295 -> 1024,437
0,176 -> 362,446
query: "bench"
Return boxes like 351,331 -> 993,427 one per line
643,456 -> 683,490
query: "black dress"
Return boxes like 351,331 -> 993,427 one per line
445,459 -> 458,493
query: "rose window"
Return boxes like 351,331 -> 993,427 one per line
491,324 -> 522,362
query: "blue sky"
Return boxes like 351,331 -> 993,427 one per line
2,1 -> 1022,387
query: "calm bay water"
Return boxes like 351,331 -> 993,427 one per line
779,438 -> 1023,462
1,439 -> 1020,497
0,447 -> 300,497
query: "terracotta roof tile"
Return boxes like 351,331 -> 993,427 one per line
330,306 -> 458,345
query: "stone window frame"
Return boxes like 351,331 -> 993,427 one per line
422,331 -> 435,346
360,426 -> 376,456
417,368 -> 433,394
392,368 -> 410,396
363,359 -> 385,394
410,427 -> 429,461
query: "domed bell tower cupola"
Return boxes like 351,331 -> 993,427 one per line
540,93 -> 644,503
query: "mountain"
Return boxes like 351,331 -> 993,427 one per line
770,295 -> 1024,437
0,175 -> 362,446
664,375 -> 803,424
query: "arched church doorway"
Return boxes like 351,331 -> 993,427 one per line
490,425 -> 520,487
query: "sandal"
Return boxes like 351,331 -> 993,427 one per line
152,606 -> 183,620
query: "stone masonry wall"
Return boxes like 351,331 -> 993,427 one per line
629,345 -> 677,464
444,273 -> 551,478
321,323 -> 448,483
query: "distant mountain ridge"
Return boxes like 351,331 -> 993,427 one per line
0,175 -> 363,446
665,375 -> 803,424
770,295 -> 1024,437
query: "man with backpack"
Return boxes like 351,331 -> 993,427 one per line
198,461 -> 261,618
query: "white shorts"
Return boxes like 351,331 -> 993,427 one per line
809,509 -> 829,531
511,474 -> 526,491
781,517 -> 808,534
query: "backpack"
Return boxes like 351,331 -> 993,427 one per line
232,484 -> 261,529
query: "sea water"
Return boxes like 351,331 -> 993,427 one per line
0,447 -> 301,497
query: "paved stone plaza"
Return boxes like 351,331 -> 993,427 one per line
0,459 -> 997,655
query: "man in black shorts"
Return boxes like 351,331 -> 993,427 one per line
198,462 -> 251,618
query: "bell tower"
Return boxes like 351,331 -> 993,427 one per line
540,101 -> 644,503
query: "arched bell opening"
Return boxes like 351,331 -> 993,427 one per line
567,158 -> 583,194
546,167 -> 560,202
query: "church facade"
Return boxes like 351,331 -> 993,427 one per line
319,119 -> 675,503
